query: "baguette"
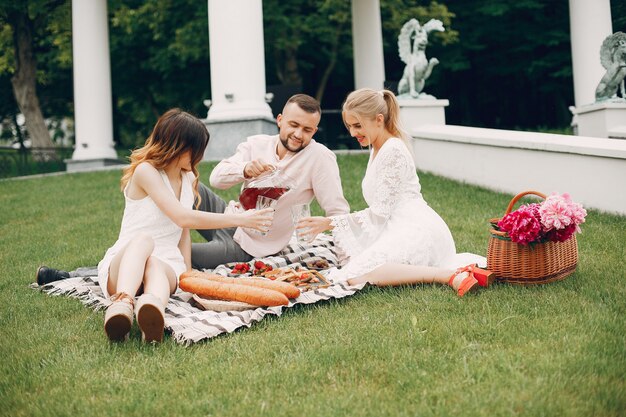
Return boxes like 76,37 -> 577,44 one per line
179,277 -> 289,307
181,270 -> 301,299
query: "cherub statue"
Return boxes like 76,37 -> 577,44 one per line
595,31 -> 626,102
397,18 -> 445,99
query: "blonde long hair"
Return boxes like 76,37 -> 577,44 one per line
342,88 -> 412,152
121,108 -> 209,207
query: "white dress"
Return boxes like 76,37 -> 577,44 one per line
327,138 -> 483,283
97,170 -> 195,298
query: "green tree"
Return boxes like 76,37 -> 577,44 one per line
262,0 -> 457,108
419,0 -> 576,129
108,0 -> 210,147
0,0 -> 71,157
263,0 -> 350,105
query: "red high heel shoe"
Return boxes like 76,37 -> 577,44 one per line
470,265 -> 495,287
448,266 -> 479,297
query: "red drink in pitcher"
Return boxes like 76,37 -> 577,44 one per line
239,187 -> 290,210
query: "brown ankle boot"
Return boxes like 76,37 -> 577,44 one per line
104,292 -> 134,341
135,294 -> 165,343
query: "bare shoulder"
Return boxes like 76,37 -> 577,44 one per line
132,162 -> 162,186
134,161 -> 159,176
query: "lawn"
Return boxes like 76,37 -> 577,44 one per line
1,154 -> 624,417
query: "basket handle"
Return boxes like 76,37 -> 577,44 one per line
489,190 -> 547,237
503,190 -> 547,215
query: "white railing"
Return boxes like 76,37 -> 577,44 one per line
409,124 -> 626,216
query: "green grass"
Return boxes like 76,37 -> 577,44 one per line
1,154 -> 625,417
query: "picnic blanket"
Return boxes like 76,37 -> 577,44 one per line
33,234 -> 365,345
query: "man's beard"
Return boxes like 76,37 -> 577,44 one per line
280,134 -> 306,153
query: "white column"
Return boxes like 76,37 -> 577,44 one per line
206,0 -> 273,121
351,0 -> 385,90
71,0 -> 116,160
569,0 -> 613,107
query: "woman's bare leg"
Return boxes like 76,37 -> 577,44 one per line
347,263 -> 454,287
135,256 -> 176,343
107,233 -> 155,297
347,263 -> 478,296
143,256 -> 177,306
103,233 -> 154,341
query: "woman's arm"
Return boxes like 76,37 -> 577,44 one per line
179,228 -> 191,271
132,162 -> 273,231
300,144 -> 409,246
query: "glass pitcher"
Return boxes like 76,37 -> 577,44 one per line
238,168 -> 295,210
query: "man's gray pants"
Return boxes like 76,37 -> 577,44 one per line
191,183 -> 253,269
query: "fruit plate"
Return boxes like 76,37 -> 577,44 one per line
257,267 -> 331,292
226,261 -> 274,277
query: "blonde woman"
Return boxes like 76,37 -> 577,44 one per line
98,109 -> 273,342
297,89 -> 492,296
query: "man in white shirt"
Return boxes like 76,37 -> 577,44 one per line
191,94 -> 350,269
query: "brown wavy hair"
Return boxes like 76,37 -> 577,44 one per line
120,108 -> 210,207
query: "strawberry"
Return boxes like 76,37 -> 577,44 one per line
232,263 -> 250,273
254,261 -> 266,269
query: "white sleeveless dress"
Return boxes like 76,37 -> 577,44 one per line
97,170 -> 195,298
327,138 -> 484,283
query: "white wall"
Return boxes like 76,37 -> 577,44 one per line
409,125 -> 626,216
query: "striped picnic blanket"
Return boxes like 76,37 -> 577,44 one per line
33,234 -> 364,345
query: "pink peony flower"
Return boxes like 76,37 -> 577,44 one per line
521,203 -> 542,222
539,194 -> 573,231
545,223 -> 577,242
539,193 -> 587,233
563,193 -> 587,226
498,208 -> 543,245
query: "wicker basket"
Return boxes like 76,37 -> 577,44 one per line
487,190 -> 579,285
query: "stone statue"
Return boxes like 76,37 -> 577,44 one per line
397,18 -> 445,99
595,31 -> 626,102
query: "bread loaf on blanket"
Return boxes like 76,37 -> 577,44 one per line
181,270 -> 301,299
179,277 -> 289,307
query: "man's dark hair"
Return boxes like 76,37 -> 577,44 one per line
285,94 -> 321,115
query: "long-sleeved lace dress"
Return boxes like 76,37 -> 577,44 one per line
327,138 -> 483,283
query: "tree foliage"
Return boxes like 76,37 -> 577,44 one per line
108,0 -> 210,146
423,0 -> 578,129
1,0 -> 624,149
0,0 -> 72,152
262,0 -> 458,108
